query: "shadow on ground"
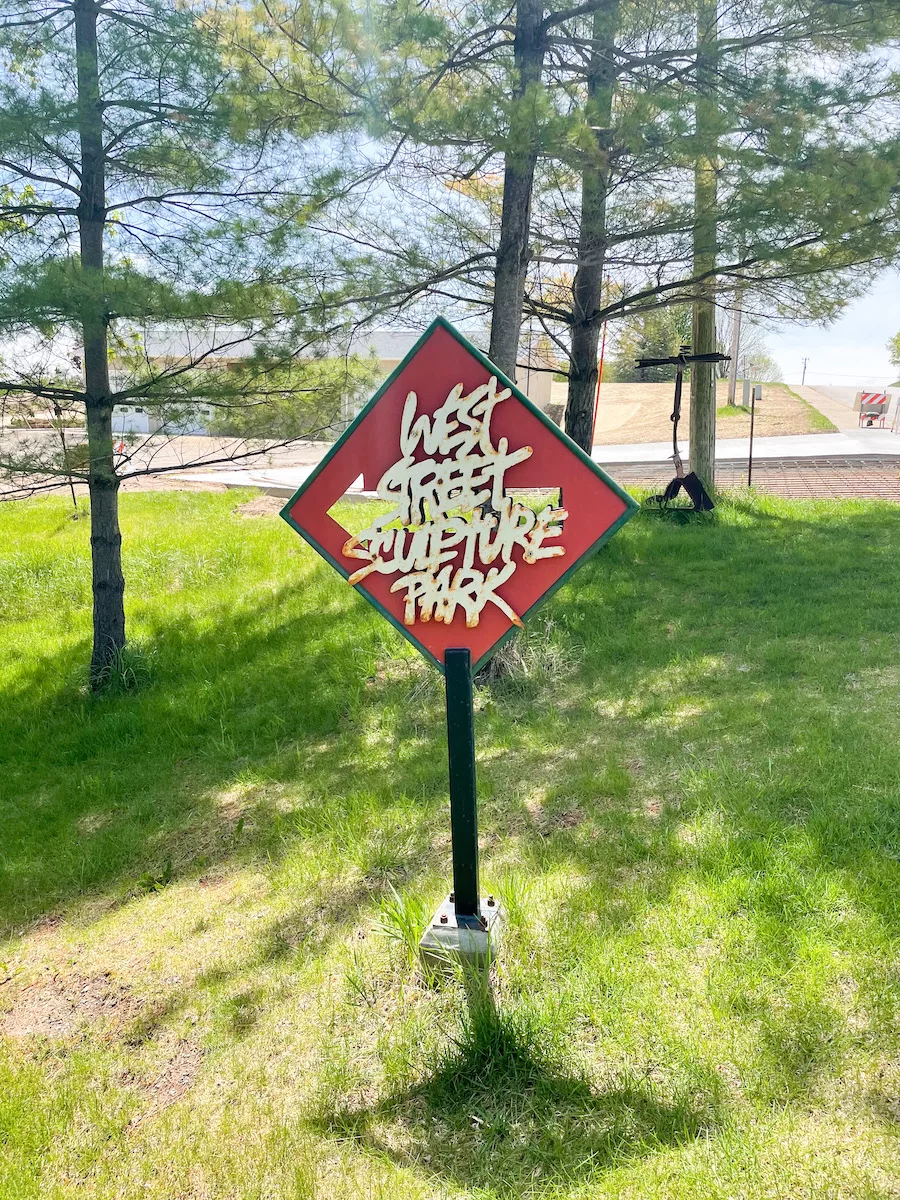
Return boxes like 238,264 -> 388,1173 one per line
314,982 -> 722,1197
2,495 -> 899,953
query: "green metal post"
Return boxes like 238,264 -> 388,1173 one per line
444,648 -> 480,922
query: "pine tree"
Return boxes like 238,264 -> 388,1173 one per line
488,0 -> 547,380
0,0 -> 364,686
565,0 -> 619,449
202,0 -> 900,467
529,0 -> 900,457
274,0 -> 568,380
610,306 -> 693,381
689,0 -> 719,491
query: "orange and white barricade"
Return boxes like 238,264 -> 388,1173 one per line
856,392 -> 889,428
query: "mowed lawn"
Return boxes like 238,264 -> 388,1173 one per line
1,489 -> 900,1199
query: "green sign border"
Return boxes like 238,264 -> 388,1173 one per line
280,316 -> 639,674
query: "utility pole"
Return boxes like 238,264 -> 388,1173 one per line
727,289 -> 743,405
801,357 -> 809,386
524,315 -> 534,395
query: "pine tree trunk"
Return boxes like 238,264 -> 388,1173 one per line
75,0 -> 126,688
564,1 -> 619,453
488,0 -> 545,381
689,0 -> 719,494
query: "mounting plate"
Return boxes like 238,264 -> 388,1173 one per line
418,896 -> 501,973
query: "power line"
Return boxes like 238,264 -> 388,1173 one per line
800,370 -> 897,380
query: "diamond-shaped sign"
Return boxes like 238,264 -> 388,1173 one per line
281,318 -> 638,672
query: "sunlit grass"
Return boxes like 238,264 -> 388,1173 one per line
0,488 -> 899,1198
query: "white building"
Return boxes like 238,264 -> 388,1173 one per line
111,324 -> 558,437
112,402 -> 215,436
342,328 -> 556,420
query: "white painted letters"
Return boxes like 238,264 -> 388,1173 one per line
342,377 -> 568,627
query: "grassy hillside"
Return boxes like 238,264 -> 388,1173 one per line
1,490 -> 899,1199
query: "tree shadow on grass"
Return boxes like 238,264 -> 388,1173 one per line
315,982 -> 722,1198
2,497 -> 900,961
0,582 -> 450,936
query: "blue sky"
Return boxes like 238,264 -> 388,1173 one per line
768,269 -> 899,387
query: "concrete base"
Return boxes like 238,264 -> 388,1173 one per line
419,896 -> 501,974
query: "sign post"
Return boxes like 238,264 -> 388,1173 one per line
748,383 -> 762,488
280,317 -> 638,970
445,648 -> 479,922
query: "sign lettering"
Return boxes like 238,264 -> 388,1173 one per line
341,377 -> 568,628
281,317 -> 637,673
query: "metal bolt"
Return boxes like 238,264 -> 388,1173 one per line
449,892 -> 455,902
480,915 -> 488,930
439,914 -> 448,924
487,895 -> 495,907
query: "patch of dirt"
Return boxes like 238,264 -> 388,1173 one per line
127,1040 -> 204,1127
549,808 -> 585,829
523,797 -> 586,833
235,495 -> 283,518
868,1057 -> 900,1127
2,973 -> 140,1039
77,811 -> 114,835
550,378 -> 833,444
214,784 -> 253,821
24,913 -> 64,941
120,476 -> 229,494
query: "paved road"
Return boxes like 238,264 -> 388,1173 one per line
0,428 -> 324,472
808,385 -> 899,429
793,386 -> 860,432
9,418 -> 900,502
171,427 -> 900,502
0,428 -> 326,497
611,457 -> 900,502
178,454 -> 900,504
814,385 -> 895,409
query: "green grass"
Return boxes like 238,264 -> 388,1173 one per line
1,488 -> 900,1198
781,384 -> 839,431
717,388 -> 838,433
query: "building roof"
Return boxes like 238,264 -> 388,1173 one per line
137,324 -> 489,363
347,327 -> 489,361
140,324 -> 257,361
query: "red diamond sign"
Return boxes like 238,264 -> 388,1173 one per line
281,318 -> 637,672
